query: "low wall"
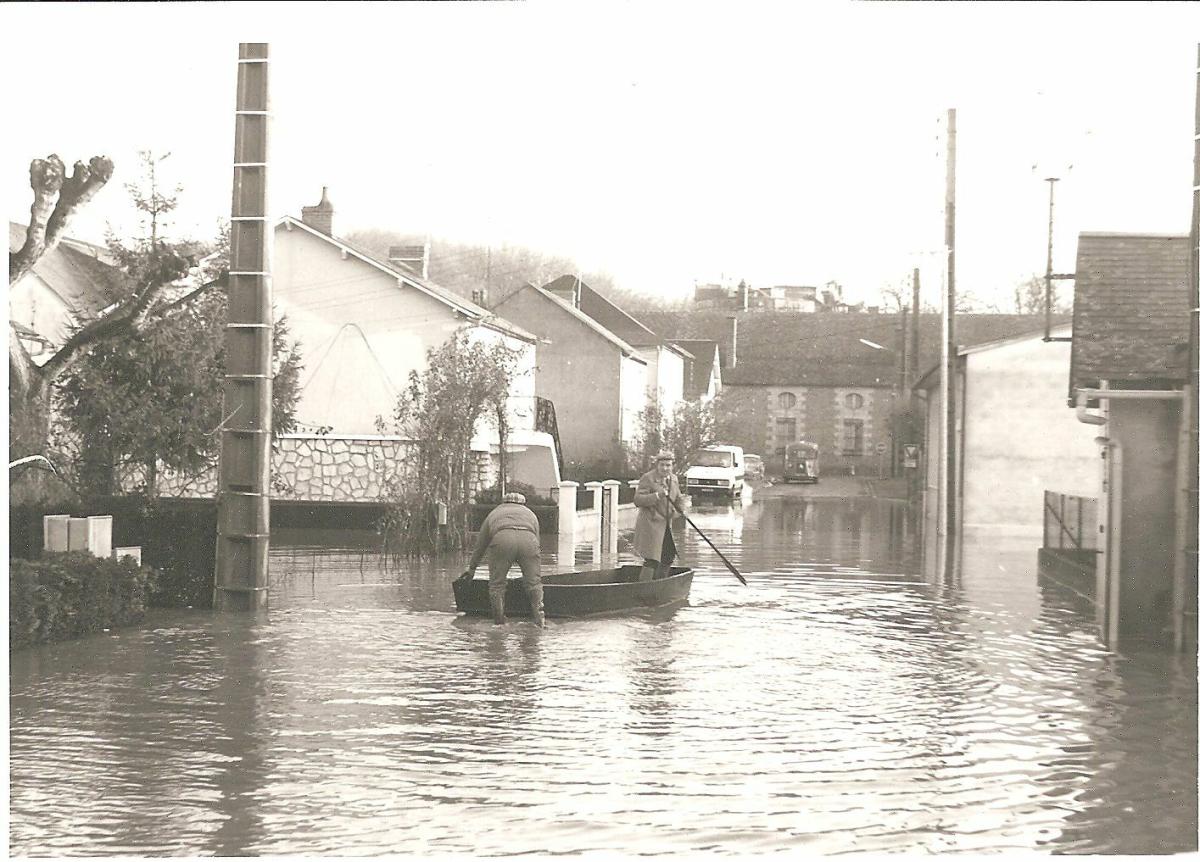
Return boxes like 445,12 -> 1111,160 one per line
129,435 -> 492,503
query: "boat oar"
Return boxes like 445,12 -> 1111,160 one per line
670,496 -> 747,586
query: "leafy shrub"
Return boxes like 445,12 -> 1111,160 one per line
474,481 -> 556,508
10,551 -> 158,650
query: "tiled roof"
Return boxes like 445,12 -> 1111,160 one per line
544,274 -> 685,353
1070,233 -> 1191,391
278,216 -> 536,343
9,221 -> 123,316
633,309 -> 1067,388
674,339 -> 719,398
493,283 -> 648,362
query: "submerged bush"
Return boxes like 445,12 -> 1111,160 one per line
10,551 -> 158,650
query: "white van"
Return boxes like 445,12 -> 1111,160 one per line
685,445 -> 745,501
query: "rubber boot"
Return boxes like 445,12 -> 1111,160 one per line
489,591 -> 507,625
527,585 -> 546,628
639,563 -> 656,582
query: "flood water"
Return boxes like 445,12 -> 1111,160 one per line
10,495 -> 1197,856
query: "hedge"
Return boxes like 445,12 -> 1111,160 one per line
10,552 -> 158,650
10,498 -> 217,610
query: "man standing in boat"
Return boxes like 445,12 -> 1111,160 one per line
460,492 -> 545,627
634,451 -> 683,581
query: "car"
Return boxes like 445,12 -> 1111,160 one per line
685,445 -> 745,501
744,453 -> 765,483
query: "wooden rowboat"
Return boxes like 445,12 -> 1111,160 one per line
452,564 -> 694,619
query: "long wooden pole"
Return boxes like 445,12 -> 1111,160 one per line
215,43 -> 273,611
940,109 -> 958,581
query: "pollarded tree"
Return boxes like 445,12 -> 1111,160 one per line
9,154 -> 196,501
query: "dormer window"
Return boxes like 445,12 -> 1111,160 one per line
778,391 -> 796,409
845,393 -> 864,410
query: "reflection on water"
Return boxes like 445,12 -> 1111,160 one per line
9,497 -> 1196,855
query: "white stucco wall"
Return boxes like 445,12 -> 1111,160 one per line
960,334 -> 1099,536
657,347 -> 687,420
620,354 -> 648,446
274,225 -> 533,436
9,272 -> 73,363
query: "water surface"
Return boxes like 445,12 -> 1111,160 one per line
10,496 -> 1196,855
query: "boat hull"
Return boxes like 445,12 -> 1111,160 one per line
452,564 -> 694,618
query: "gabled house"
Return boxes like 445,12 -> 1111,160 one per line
8,221 -> 122,362
1067,232 -> 1194,649
673,339 -> 722,403
542,275 -> 690,420
490,281 -> 648,471
914,323 -> 1100,563
273,191 -> 558,492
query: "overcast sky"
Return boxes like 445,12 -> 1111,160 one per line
3,2 -> 1197,308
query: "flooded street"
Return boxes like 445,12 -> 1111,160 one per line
10,495 -> 1197,856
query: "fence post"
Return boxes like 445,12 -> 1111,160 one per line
555,481 -> 578,567
602,480 -> 622,556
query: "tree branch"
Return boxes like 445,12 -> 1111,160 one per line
10,156 -> 65,286
45,156 -> 114,252
10,155 -> 114,289
38,252 -> 190,384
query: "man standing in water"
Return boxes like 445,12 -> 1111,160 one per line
460,492 -> 545,627
634,451 -> 683,581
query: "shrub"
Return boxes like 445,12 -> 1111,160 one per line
10,551 -> 158,650
474,481 -> 556,508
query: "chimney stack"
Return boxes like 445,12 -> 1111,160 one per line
725,315 -> 738,369
545,276 -> 582,308
388,240 -> 430,280
300,186 -> 334,235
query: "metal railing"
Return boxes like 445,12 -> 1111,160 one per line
1043,491 -> 1099,551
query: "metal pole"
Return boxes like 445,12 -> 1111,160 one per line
1044,177 -> 1059,340
941,109 -> 958,581
215,43 -> 273,612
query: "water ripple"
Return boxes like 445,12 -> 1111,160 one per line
9,498 -> 1196,855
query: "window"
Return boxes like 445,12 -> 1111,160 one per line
694,450 -> 733,468
778,391 -> 796,409
845,392 -> 864,410
842,419 -> 864,456
776,417 -> 797,444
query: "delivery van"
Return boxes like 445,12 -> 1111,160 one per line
685,445 -> 745,501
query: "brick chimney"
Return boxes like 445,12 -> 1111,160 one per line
545,276 -> 582,308
301,186 -> 334,235
725,315 -> 738,369
388,240 -> 430,280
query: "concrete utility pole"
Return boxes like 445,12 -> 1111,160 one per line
911,267 -> 921,377
940,109 -> 958,582
1178,43 -> 1200,651
215,43 -> 273,611
1043,176 -> 1058,340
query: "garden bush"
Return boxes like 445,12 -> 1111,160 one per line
10,551 -> 158,650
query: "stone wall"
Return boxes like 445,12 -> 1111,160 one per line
128,435 -> 493,503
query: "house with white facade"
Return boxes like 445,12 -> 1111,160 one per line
8,221 -> 121,363
272,191 -> 559,493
